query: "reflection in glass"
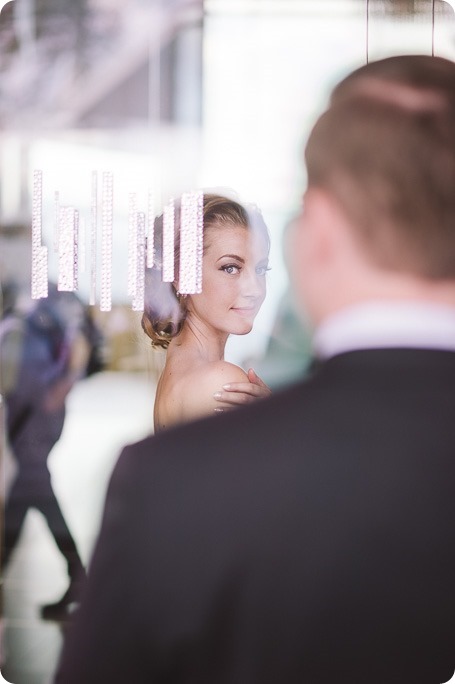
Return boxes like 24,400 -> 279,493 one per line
1,1 -> 455,680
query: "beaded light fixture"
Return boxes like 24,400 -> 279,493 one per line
30,171 -> 204,311
100,171 -> 113,312
162,197 -> 175,283
57,205 -> 78,292
179,191 -> 203,295
31,170 -> 48,299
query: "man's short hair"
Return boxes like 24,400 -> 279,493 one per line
305,55 -> 455,279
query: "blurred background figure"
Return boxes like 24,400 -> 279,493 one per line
0,284 -> 103,621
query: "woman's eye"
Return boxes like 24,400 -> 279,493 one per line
256,265 -> 270,276
222,264 -> 240,275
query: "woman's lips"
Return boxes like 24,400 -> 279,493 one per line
231,306 -> 257,316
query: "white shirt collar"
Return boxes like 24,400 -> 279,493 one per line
313,301 -> 455,360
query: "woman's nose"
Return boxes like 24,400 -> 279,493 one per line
242,269 -> 264,299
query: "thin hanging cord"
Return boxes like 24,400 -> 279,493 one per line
432,0 -> 435,57
366,0 -> 369,64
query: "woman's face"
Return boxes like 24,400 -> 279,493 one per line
186,223 -> 269,337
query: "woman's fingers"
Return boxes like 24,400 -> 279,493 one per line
247,368 -> 270,391
214,384 -> 260,404
213,375 -> 272,410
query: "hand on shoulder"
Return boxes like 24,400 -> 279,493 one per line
179,360 -> 250,421
198,360 -> 250,412
174,362 -> 271,425
213,366 -> 272,412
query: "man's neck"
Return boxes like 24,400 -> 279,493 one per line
313,300 -> 455,360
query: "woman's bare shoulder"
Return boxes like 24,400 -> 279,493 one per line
179,361 -> 249,420
203,360 -> 249,385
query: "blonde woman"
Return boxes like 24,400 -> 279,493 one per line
142,193 -> 271,432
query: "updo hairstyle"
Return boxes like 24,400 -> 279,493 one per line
142,193 -> 266,350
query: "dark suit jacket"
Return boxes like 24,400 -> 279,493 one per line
55,349 -> 455,683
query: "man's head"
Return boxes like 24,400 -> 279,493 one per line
292,55 -> 455,324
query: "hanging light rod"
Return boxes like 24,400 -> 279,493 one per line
205,0 -> 455,15
205,0 -> 362,17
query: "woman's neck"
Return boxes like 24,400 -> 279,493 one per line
169,315 -> 228,363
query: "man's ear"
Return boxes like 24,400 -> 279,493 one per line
301,187 -> 347,266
